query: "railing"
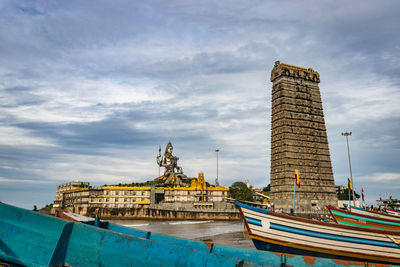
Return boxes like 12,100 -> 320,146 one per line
295,210 -> 330,215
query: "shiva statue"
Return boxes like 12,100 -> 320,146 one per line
156,142 -> 187,185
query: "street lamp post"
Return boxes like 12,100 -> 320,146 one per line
342,132 -> 356,206
215,149 -> 220,186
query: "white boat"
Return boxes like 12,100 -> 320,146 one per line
236,201 -> 400,264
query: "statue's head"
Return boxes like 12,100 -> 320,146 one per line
165,141 -> 173,154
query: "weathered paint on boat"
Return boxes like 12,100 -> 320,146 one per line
59,211 -> 385,267
0,203 -> 386,267
236,201 -> 400,265
1,203 -> 264,267
327,205 -> 400,231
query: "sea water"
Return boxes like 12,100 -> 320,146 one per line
109,219 -> 244,239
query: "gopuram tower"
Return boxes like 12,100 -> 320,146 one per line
269,61 -> 337,212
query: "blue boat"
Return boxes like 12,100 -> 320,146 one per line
0,203 -> 392,267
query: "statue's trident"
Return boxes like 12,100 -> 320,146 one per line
157,145 -> 161,176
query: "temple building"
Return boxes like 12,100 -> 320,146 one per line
269,61 -> 337,212
53,142 -> 232,217
55,173 -> 229,216
53,181 -> 89,210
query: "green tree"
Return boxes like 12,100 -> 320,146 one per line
262,184 -> 270,192
388,198 -> 395,208
337,189 -> 360,200
229,181 -> 254,202
42,203 -> 53,211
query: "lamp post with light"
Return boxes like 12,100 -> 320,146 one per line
215,149 -> 220,186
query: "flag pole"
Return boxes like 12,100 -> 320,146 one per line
293,170 -> 297,215
348,179 -> 351,210
361,185 -> 365,208
293,178 -> 296,215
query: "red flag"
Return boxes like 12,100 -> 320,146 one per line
295,170 -> 300,188
361,187 -> 365,202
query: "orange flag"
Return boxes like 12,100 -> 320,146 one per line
295,170 -> 300,188
347,178 -> 352,190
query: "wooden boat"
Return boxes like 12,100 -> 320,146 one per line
347,205 -> 400,222
236,201 -> 400,265
57,210 -> 390,267
385,207 -> 400,217
0,203 -> 382,267
327,205 -> 400,231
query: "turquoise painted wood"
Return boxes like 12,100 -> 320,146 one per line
329,206 -> 400,229
0,203 -> 266,267
0,203 -> 390,267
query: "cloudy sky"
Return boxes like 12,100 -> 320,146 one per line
1,0 -> 399,209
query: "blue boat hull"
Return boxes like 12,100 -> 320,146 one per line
251,239 -> 394,265
1,203 -> 391,267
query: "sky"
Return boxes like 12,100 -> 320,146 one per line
0,0 -> 399,209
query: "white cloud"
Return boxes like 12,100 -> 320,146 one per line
324,76 -> 400,127
1,76 -> 172,124
0,126 -> 56,147
0,177 -> 53,184
360,172 -> 400,182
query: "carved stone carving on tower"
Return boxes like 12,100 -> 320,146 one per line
269,61 -> 337,212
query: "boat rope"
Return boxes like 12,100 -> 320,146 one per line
386,235 -> 400,247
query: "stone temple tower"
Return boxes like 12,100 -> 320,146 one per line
269,61 -> 337,212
